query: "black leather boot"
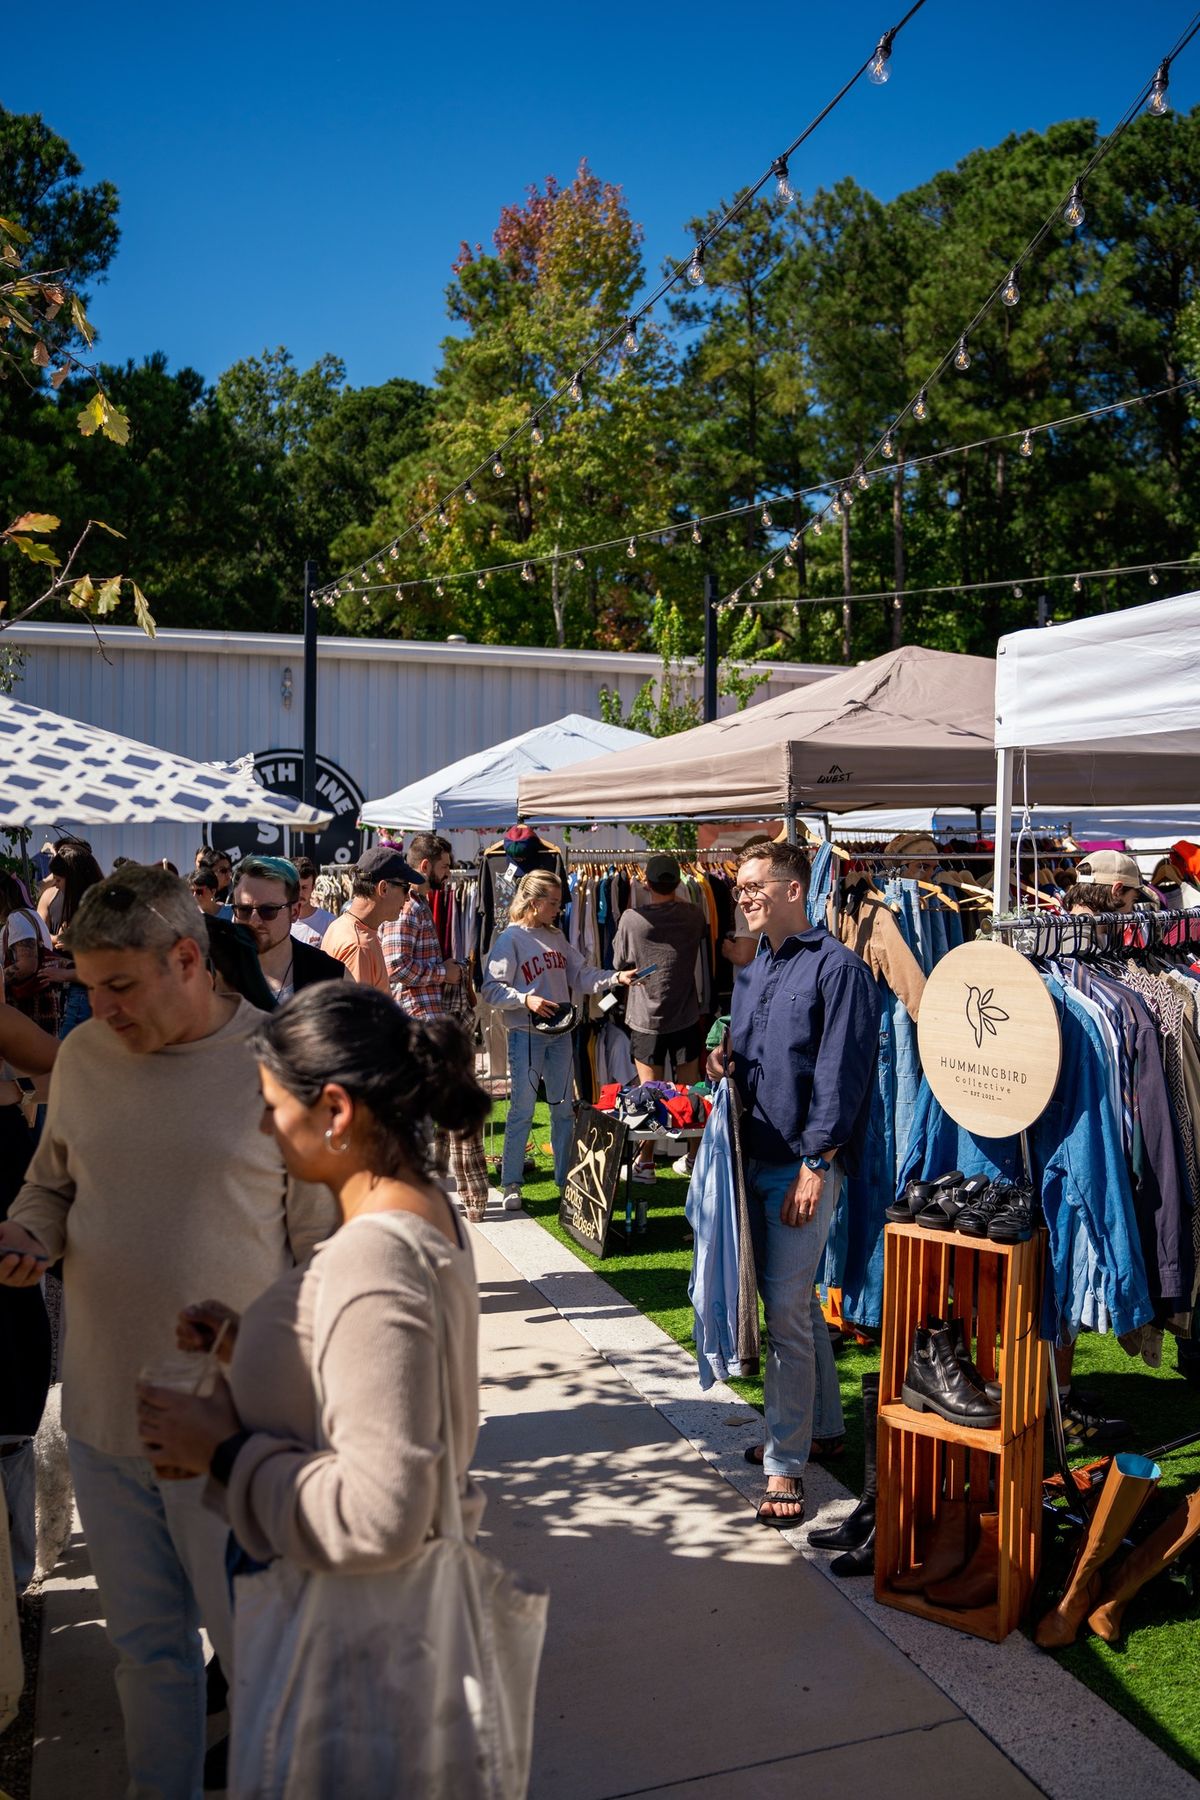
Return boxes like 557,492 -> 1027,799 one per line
810,1374 -> 878,1551
929,1315 -> 1002,1405
902,1324 -> 1001,1427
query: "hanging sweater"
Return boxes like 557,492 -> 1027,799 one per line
9,1001 -> 338,1456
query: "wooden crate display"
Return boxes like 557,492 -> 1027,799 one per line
874,1223 -> 1048,1642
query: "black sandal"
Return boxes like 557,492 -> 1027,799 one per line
755,1478 -> 805,1529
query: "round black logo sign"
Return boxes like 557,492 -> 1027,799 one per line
206,751 -> 365,869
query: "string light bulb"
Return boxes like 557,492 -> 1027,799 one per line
417,528 -> 429,547
1149,568 -> 1160,585
687,243 -> 705,287
476,575 -> 486,589
841,485 -> 854,510
868,30 -> 893,84
789,533 -> 801,552
761,503 -> 773,527
569,370 -> 584,404
1002,269 -> 1020,307
831,495 -> 842,518
766,563 -> 776,580
856,466 -> 869,491
812,514 -> 823,536
691,521 -> 702,545
1020,429 -> 1033,457
772,157 -> 796,203
1013,585 -> 1024,599
1149,60 -> 1171,116
437,504 -> 449,529
623,320 -> 638,352
913,389 -> 929,423
882,432 -> 894,458
464,483 -> 477,505
375,561 -> 385,574
752,575 -> 763,593
783,550 -> 794,568
492,453 -> 505,478
389,544 -> 399,559
435,581 -> 445,597
1064,183 -> 1086,229
626,537 -> 637,558
954,336 -> 971,372
1073,575 -> 1082,594
573,553 -> 585,571
531,420 -> 544,446
521,562 -> 534,583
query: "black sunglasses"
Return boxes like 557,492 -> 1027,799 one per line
232,902 -> 289,922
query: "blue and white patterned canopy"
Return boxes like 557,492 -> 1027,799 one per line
0,695 -> 332,830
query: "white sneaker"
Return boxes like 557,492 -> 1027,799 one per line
502,1185 -> 523,1211
632,1164 -> 656,1184
671,1155 -> 696,1177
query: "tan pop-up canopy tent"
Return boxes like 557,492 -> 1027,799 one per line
519,638 -> 1200,826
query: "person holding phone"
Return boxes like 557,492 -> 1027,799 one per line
612,854 -> 709,1182
482,871 -> 636,1210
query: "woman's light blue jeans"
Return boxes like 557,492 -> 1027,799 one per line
746,1158 -> 844,1477
502,1024 -> 576,1188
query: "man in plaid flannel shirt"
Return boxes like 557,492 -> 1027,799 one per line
381,833 -> 490,1220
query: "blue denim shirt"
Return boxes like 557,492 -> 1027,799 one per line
731,926 -> 881,1171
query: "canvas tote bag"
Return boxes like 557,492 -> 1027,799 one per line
230,1214 -> 548,1799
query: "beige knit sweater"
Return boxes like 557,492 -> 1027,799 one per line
221,1209 -> 483,1570
10,1002 -> 338,1456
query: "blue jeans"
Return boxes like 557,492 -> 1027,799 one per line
59,981 -> 92,1037
502,1024 -> 576,1188
1,1440 -> 36,1591
746,1159 -> 844,1477
69,1437 -> 235,1800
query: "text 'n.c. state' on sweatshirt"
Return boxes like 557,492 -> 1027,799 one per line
482,923 -> 619,1016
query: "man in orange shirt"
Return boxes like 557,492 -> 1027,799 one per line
320,847 -> 420,990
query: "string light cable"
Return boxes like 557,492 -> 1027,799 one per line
314,1 -> 929,601
727,556 -> 1200,613
326,376 -> 1198,603
719,10 -> 1200,606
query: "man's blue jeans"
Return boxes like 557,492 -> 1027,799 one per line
502,1024 -> 576,1188
0,1440 -> 36,1591
746,1159 -> 844,1477
69,1436 -> 235,1800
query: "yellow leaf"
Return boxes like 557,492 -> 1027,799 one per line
77,392 -> 105,437
100,400 -> 130,446
10,513 -> 59,533
69,574 -> 95,610
0,216 -> 32,245
70,295 -> 94,348
95,575 -> 123,616
131,582 -> 156,639
88,518 -> 126,538
6,536 -> 60,566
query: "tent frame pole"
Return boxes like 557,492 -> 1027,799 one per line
993,747 -> 1014,912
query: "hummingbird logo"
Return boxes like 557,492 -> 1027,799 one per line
964,984 -> 1009,1049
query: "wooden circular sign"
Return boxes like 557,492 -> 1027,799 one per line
917,939 -> 1061,1136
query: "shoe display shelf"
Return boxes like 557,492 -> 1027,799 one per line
874,1221 -> 1048,1642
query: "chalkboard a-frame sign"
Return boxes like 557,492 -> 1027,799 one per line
558,1105 -> 628,1259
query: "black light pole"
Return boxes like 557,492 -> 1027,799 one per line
302,560 -> 319,810
702,571 -> 718,722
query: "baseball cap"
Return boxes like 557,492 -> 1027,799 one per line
1074,850 -> 1146,894
646,852 -> 682,889
357,845 -> 423,886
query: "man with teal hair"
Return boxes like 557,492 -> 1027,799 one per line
232,857 -> 344,1004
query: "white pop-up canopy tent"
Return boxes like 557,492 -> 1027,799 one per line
360,713 -> 649,832
0,694 -> 332,831
992,592 -> 1200,899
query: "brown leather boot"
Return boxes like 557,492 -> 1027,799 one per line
1035,1452 -> 1160,1648
890,1497 -> 967,1592
1088,1487 -> 1200,1644
925,1511 -> 999,1608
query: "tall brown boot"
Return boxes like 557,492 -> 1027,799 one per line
1035,1452 -> 1161,1648
925,1511 -> 999,1608
1088,1487 -> 1200,1644
890,1497 -> 967,1592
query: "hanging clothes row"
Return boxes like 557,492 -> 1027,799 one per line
899,908 -> 1200,1358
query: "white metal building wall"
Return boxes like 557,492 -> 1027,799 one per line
4,624 -> 833,871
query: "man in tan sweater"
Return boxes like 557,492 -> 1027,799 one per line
0,864 -> 337,1800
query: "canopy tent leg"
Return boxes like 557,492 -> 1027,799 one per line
785,811 -> 798,844
993,747 -> 1014,913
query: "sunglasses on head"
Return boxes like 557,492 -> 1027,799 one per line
232,902 -> 289,922
97,885 -> 180,939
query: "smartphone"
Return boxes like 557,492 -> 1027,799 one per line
631,965 -> 659,983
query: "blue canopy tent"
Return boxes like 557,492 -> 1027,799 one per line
360,713 -> 649,832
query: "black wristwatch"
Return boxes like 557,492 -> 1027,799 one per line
209,1428 -> 253,1487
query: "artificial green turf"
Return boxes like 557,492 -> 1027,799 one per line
493,1100 -> 1200,1777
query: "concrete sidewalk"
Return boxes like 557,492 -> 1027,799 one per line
25,1217 -> 1200,1799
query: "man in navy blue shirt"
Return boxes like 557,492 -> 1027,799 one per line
729,842 -> 880,1527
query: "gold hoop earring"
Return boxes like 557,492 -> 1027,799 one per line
324,1127 -> 350,1155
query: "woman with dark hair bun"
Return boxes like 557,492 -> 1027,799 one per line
136,982 -> 493,1796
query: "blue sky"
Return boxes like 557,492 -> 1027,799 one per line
6,1 -> 1199,391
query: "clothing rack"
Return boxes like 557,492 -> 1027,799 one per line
992,906 -> 1200,959
566,847 -> 733,863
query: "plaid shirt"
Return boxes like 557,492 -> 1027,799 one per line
380,895 -> 445,1019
